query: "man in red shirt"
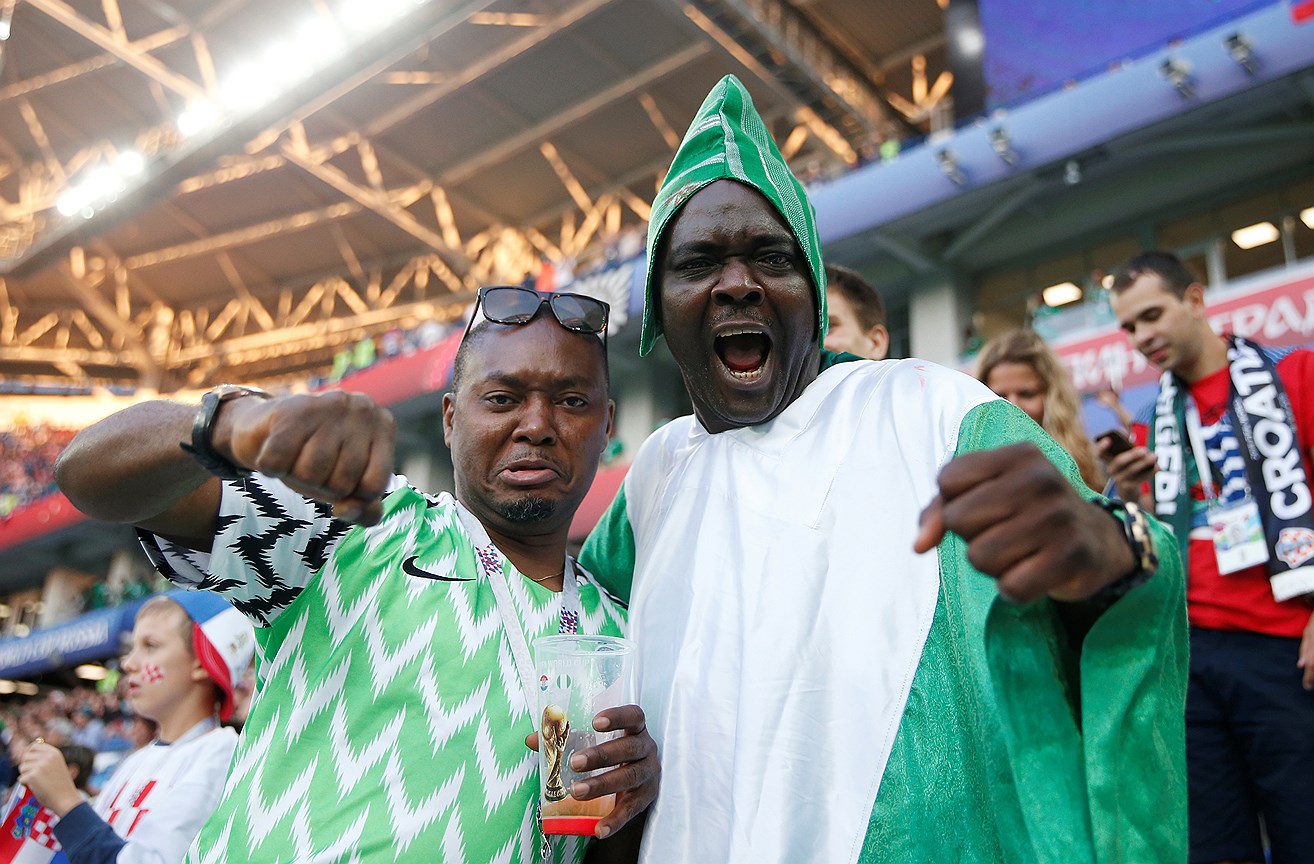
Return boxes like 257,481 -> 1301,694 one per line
1104,251 -> 1314,864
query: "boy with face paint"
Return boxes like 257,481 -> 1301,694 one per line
581,75 -> 1188,864
19,591 -> 254,864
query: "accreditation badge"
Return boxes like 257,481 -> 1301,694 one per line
1209,497 -> 1270,574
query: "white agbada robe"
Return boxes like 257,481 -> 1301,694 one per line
620,360 -> 994,864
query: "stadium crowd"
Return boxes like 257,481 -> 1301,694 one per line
0,426 -> 77,518
0,664 -> 256,797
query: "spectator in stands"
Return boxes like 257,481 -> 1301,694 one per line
822,263 -> 890,360
351,335 -> 376,371
1103,250 -> 1314,864
95,713 -> 151,756
54,299 -> 658,862
1096,386 -> 1134,432
36,695 -> 75,747
580,73 -> 1184,863
58,744 -> 94,795
976,329 -> 1105,492
19,591 -> 255,864
381,327 -> 405,358
68,707 -> 105,751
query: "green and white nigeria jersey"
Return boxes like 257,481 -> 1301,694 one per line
141,477 -> 626,863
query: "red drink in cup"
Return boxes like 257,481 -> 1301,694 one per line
533,635 -> 635,835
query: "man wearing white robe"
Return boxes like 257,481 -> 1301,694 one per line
581,75 -> 1187,864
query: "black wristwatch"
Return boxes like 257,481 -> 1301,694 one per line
179,385 -> 271,480
1089,498 -> 1159,602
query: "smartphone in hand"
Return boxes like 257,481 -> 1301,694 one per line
1095,429 -> 1134,458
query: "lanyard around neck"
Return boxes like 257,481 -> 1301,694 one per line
454,503 -> 581,721
1182,398 -> 1220,501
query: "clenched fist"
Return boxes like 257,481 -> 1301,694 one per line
216,391 -> 397,525
914,442 -> 1137,603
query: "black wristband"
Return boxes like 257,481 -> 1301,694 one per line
179,385 -> 270,480
1088,498 -> 1159,602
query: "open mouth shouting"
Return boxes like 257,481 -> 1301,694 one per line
714,327 -> 772,381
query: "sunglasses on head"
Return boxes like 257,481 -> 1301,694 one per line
462,285 -> 609,342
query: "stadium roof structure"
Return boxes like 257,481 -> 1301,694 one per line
817,2 -> 1314,321
0,0 -> 949,394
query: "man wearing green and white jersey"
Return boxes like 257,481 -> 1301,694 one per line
55,307 -> 658,863
580,75 -> 1188,864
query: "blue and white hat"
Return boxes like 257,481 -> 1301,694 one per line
166,590 -> 255,721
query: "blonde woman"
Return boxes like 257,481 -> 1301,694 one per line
976,329 -> 1105,491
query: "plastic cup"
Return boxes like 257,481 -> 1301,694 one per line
533,634 -> 635,836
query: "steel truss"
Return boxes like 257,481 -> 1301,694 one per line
0,0 -> 952,392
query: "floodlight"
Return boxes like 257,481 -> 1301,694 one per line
1230,222 -> 1279,249
115,150 -> 145,176
221,64 -> 272,111
341,0 -> 410,30
178,101 -> 222,136
261,42 -> 309,87
84,165 -> 125,202
56,190 -> 86,217
293,17 -> 345,60
955,25 -> 984,59
1042,282 -> 1083,307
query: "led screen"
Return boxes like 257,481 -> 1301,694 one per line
980,0 -> 1278,109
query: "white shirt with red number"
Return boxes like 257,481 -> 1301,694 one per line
92,720 -> 237,864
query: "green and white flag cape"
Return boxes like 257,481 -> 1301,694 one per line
581,75 -> 1188,864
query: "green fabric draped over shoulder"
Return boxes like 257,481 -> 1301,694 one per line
582,399 -> 1188,863
862,400 -> 1187,863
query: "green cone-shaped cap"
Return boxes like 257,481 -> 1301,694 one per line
639,74 -> 827,355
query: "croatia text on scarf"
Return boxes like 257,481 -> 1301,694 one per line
1151,335 -> 1314,601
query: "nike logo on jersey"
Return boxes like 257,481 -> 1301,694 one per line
403,556 -> 474,582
